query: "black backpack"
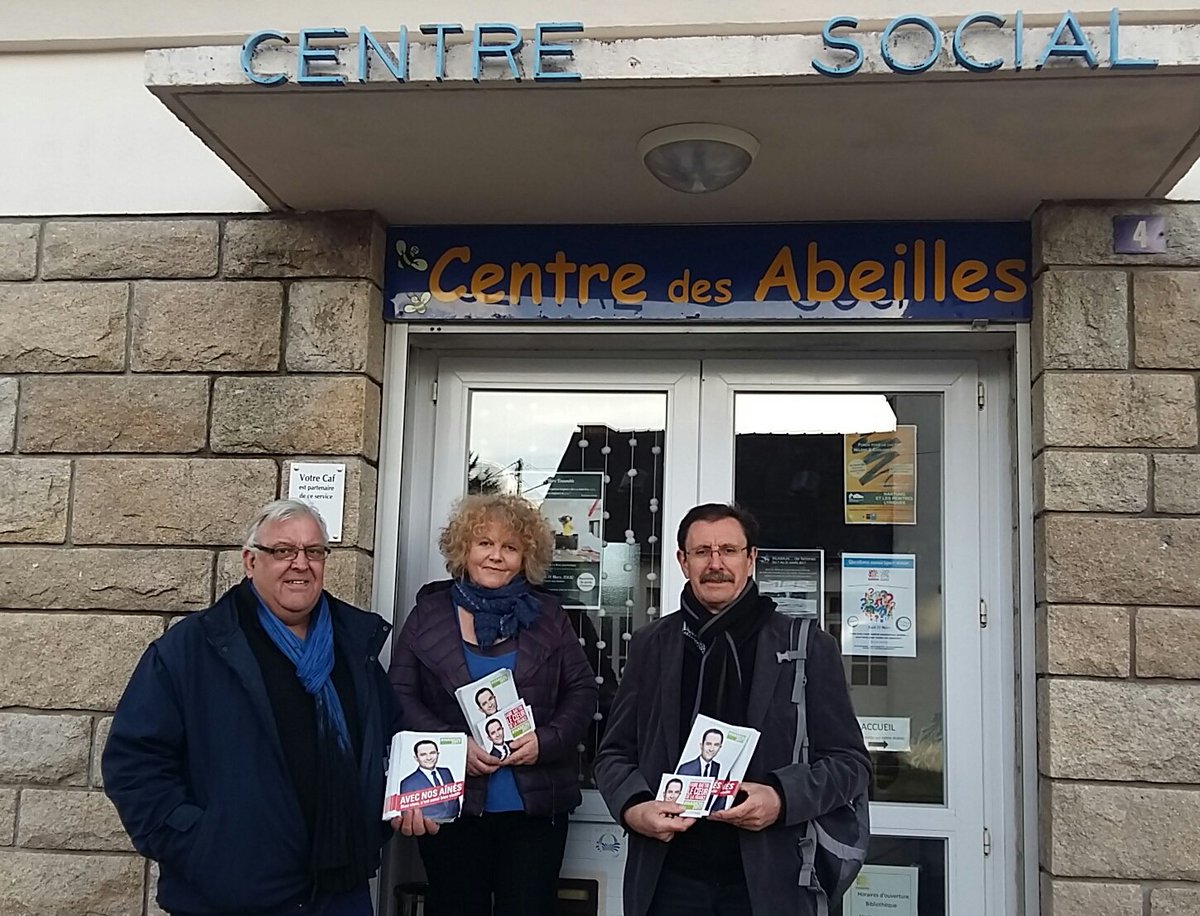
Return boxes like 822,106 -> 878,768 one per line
776,617 -> 872,916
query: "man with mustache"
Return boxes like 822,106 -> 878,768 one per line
595,503 -> 870,916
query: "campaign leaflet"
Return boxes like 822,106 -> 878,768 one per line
471,698 -> 535,752
672,714 -> 761,816
655,773 -> 716,817
382,731 -> 467,822
454,668 -> 536,749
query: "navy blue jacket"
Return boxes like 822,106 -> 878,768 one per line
102,581 -> 402,915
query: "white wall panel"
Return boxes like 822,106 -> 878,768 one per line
0,51 -> 264,216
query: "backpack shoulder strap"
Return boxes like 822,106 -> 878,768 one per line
775,616 -> 812,766
777,617 -> 828,913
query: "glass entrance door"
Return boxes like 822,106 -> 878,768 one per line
418,355 -> 991,916
699,360 -> 986,916
427,359 -> 701,798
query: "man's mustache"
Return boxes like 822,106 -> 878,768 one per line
700,571 -> 735,583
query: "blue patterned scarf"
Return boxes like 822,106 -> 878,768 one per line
252,586 -> 367,886
451,575 -> 542,647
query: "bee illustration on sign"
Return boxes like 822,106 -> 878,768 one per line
400,291 -> 431,314
395,239 -> 428,271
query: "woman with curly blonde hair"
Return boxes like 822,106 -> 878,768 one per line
388,494 -> 597,916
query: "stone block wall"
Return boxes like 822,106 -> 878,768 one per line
1035,203 -> 1200,916
0,214 -> 386,915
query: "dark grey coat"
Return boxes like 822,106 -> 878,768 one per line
594,607 -> 870,916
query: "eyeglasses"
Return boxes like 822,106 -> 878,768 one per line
253,543 -> 331,562
684,544 -> 749,561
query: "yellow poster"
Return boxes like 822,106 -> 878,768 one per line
843,426 -> 917,525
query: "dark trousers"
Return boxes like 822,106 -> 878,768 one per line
173,885 -> 374,916
309,887 -> 373,916
648,868 -> 754,916
418,812 -> 570,916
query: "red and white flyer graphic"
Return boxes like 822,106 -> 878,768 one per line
385,780 -> 465,814
711,778 -> 740,797
472,700 -> 536,747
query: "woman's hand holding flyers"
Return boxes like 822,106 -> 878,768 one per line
505,731 -> 540,766
466,738 -> 501,776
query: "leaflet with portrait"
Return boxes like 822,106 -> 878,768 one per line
654,773 -> 716,817
382,731 -> 467,822
671,714 -> 761,815
472,698 -> 535,748
454,668 -> 536,749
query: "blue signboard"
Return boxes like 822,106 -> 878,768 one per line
1113,215 -> 1167,254
384,223 -> 1031,322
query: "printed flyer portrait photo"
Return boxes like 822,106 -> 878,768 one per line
674,714 -> 761,812
472,698 -> 534,748
383,731 -> 467,822
655,773 -> 716,817
456,668 -> 523,726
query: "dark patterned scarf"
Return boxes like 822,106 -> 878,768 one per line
680,580 -> 773,724
451,575 -> 542,648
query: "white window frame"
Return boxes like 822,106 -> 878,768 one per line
372,329 -> 1031,916
698,358 -> 990,916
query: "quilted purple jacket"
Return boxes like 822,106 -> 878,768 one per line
388,580 -> 598,817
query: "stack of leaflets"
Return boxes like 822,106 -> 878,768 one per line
454,668 -> 536,761
655,714 -> 761,817
382,731 -> 467,822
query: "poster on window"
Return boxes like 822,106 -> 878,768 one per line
530,471 -> 604,610
856,716 -> 912,753
840,554 -> 917,658
756,549 -> 824,622
841,864 -> 919,916
844,425 -> 917,525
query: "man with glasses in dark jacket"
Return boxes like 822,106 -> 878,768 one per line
103,499 -> 406,916
595,503 -> 870,916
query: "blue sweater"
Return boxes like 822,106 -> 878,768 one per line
102,582 -> 402,915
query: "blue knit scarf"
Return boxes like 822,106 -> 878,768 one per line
451,575 -> 542,648
252,586 -> 367,886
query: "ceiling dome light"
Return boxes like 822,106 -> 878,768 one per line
638,123 -> 760,194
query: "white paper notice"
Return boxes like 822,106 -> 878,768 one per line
288,462 -> 346,542
843,864 -> 919,916
840,554 -> 916,658
857,716 -> 912,753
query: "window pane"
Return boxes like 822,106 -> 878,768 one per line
467,390 -> 668,787
734,392 -> 945,806
837,836 -> 946,916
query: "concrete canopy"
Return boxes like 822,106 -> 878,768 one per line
146,23 -> 1200,223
